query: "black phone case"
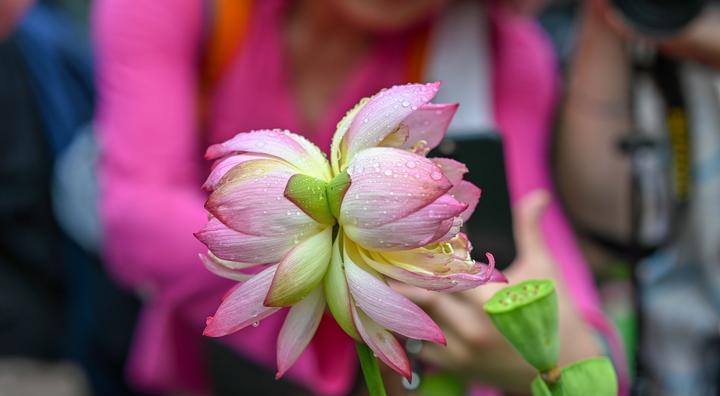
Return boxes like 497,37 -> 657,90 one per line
430,133 -> 516,269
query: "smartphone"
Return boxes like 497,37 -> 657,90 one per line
430,133 -> 516,269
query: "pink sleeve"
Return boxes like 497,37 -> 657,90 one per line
93,1 -> 224,390
93,4 -> 357,393
490,6 -> 629,393
94,0 -> 208,292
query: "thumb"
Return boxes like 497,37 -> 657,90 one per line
513,189 -> 551,256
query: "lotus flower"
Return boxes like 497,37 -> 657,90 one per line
196,82 -> 506,380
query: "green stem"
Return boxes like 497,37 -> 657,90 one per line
356,342 -> 387,396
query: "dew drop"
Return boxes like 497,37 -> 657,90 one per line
402,372 -> 421,390
401,100 -> 410,108
251,321 -> 260,327
384,170 -> 392,176
431,171 -> 443,181
406,161 -> 416,169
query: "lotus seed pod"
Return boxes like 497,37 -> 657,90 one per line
483,279 -> 559,371
530,357 -> 618,396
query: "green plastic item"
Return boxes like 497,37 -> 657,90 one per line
483,280 -> 559,372
530,356 -> 618,396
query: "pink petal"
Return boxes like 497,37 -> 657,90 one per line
195,218 -> 295,264
430,215 -> 464,243
431,158 -> 481,222
206,129 -> 332,180
203,265 -> 280,337
206,159 -> 322,236
203,153 -> 279,192
276,287 -> 325,379
343,83 -> 441,163
451,181 -> 481,222
344,194 -> 467,251
400,103 -> 458,153
432,158 -> 468,187
343,240 -> 445,344
199,252 -> 254,282
341,147 -> 452,228
368,250 -> 503,293
440,253 -> 507,292
352,306 -> 412,380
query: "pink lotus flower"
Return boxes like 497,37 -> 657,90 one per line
196,82 -> 505,379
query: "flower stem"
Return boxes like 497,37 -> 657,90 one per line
356,342 -> 387,396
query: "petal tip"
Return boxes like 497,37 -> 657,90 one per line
491,270 -> 509,284
274,369 -> 286,380
203,317 -> 221,337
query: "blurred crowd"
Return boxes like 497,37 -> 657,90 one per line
1,0 -> 719,395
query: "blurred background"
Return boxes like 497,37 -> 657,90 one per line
1,0 -> 719,395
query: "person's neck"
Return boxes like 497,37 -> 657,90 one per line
284,0 -> 374,131
287,0 -> 373,58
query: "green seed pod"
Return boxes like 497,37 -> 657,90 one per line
530,357 -> 618,396
483,280 -> 559,371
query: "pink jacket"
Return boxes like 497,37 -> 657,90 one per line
94,0 -> 626,394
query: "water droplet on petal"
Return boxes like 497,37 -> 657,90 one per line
251,321 -> 260,327
431,171 -> 443,181
384,170 -> 392,176
402,372 -> 421,390
406,161 -> 416,169
401,100 -> 410,108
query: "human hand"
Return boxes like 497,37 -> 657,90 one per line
394,190 -> 602,393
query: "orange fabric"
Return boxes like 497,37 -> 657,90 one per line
405,26 -> 430,83
199,0 -> 253,130
202,0 -> 253,89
